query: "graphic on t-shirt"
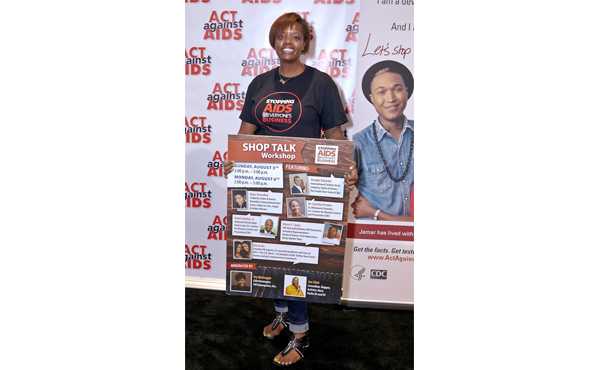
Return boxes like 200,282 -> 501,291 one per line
254,92 -> 303,133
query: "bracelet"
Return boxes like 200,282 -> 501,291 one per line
373,209 -> 381,220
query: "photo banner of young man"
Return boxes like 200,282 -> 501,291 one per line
226,134 -> 353,304
185,1 -> 360,289
342,1 -> 414,306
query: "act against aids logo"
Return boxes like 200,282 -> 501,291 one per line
185,115 -> 212,144
203,10 -> 244,40
185,47 -> 212,76
185,181 -> 212,208
345,12 -> 359,42
309,48 -> 352,79
241,48 -> 279,77
206,82 -> 245,111
185,244 -> 212,270
207,215 -> 227,240
206,150 -> 227,177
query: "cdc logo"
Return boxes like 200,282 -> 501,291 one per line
370,269 -> 388,280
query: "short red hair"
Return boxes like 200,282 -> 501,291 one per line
268,12 -> 311,53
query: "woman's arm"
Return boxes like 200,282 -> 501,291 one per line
323,125 -> 345,140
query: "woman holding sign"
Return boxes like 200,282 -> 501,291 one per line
224,12 -> 357,367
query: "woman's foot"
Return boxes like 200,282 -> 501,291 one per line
263,312 -> 287,339
273,333 -> 309,367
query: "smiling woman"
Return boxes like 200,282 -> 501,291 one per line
222,12 -> 359,367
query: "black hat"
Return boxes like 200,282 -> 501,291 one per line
362,60 -> 414,103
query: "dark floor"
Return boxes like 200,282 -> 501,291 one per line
186,288 -> 413,370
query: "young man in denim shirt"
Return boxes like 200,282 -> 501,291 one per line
352,60 -> 414,221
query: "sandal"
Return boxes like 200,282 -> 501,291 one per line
263,312 -> 288,340
272,333 -> 310,367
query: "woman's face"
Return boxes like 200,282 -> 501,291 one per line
274,23 -> 305,64
234,194 -> 244,206
290,200 -> 301,216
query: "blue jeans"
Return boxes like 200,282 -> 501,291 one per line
274,299 -> 309,333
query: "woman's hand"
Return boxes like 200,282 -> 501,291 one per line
351,194 -> 376,218
344,162 -> 358,189
224,160 -> 235,178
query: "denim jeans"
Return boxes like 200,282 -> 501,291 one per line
274,299 -> 309,333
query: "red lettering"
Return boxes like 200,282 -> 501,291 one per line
186,198 -> 212,208
211,150 -> 228,161
208,10 -> 238,22
207,230 -> 225,240
186,47 -> 206,58
186,132 -> 212,144
274,104 -> 287,113
223,83 -> 240,94
246,48 -> 257,59
204,28 -> 242,40
187,182 -> 207,192
186,116 -> 207,128
207,166 -> 222,177
345,31 -> 357,43
185,63 -> 211,76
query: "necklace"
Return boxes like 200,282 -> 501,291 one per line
372,120 -> 413,183
278,66 -> 304,85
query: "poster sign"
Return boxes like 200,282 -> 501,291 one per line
226,134 -> 353,304
342,0 -> 414,306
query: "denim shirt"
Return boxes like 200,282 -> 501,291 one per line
353,118 -> 414,217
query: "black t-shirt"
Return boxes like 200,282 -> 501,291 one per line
239,66 -> 347,139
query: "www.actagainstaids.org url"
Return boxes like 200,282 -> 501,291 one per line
368,254 -> 414,262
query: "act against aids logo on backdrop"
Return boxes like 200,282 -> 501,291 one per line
185,47 -> 212,76
206,82 -> 245,111
207,215 -> 227,240
241,48 -> 279,77
185,115 -> 212,144
345,12 -> 359,42
206,150 -> 227,177
185,181 -> 212,208
309,48 -> 352,79
203,10 -> 244,41
185,244 -> 212,270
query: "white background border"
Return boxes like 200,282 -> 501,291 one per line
1,1 -> 598,369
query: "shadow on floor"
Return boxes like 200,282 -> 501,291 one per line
186,288 -> 413,370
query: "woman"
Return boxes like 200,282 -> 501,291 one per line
224,12 -> 357,367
